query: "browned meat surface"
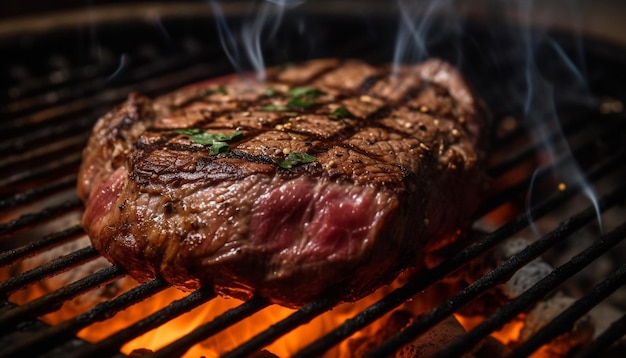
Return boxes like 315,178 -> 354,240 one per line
78,58 -> 489,307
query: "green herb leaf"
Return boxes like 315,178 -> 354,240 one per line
287,97 -> 314,109
262,86 -> 325,112
276,152 -> 316,169
262,104 -> 290,112
175,129 -> 243,154
331,106 -> 352,118
264,87 -> 278,97
287,87 -> 325,98
174,128 -> 204,135
186,131 -> 243,145
209,141 -> 231,155
199,85 -> 228,96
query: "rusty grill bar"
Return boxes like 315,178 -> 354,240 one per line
1,10 -> 626,358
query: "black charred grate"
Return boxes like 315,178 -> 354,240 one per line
1,9 -> 626,358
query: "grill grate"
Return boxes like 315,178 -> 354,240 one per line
579,313 -> 626,358
0,245 -> 100,297
442,220 -> 626,356
1,8 -> 626,358
0,264 -> 124,337
152,296 -> 271,358
71,287 -> 218,358
367,185 -> 626,357
0,278 -> 168,357
510,264 -> 626,358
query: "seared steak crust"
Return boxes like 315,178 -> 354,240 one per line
78,58 -> 488,307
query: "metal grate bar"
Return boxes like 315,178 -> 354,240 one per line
4,50 -> 220,119
2,60 -> 231,138
0,265 -> 124,333
0,134 -> 86,170
487,109 -> 596,178
508,263 -> 626,358
1,100 -> 103,139
439,220 -> 626,356
0,154 -> 81,189
67,287 -> 218,358
0,225 -> 84,267
0,246 -> 98,296
0,120 -> 91,156
5,61 -> 113,101
223,293 -> 341,358
3,39 -> 206,103
0,175 -> 77,212
476,122 -> 626,219
577,312 -> 626,358
294,149 -> 624,357
0,198 -> 82,239
364,183 -> 625,358
476,143 -> 625,219
0,278 -> 169,357
148,296 -> 270,358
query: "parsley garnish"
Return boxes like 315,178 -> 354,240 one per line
208,141 -> 231,155
174,129 -> 243,155
174,128 -> 204,135
287,87 -> 325,98
287,97 -> 314,109
199,85 -> 228,96
331,106 -> 352,118
261,86 -> 326,112
264,87 -> 278,97
276,152 -> 316,169
262,104 -> 290,112
287,86 -> 325,109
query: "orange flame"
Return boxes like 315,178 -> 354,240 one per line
455,314 -> 525,345
4,251 -> 542,357
75,280 -> 415,357
7,269 -> 405,357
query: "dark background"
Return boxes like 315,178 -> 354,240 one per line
1,1 -> 174,19
1,1 -> 624,46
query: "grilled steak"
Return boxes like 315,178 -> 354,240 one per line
78,58 -> 489,307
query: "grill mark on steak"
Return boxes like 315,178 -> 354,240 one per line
79,58 -> 489,307
273,58 -> 343,85
149,72 -> 436,177
358,73 -> 389,93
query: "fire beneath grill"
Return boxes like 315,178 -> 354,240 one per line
2,235 -> 535,357
2,4 -> 626,357
7,256 -> 477,357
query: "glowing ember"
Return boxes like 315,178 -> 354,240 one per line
7,272 -> 406,357
455,314 -> 525,345
1,233 -> 592,357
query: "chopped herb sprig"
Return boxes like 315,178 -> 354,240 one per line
287,87 -> 325,98
276,152 -> 316,169
262,86 -> 326,112
174,129 -> 243,155
264,87 -> 278,97
331,106 -> 352,118
287,97 -> 314,109
262,104 -> 290,112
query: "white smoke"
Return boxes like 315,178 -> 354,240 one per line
209,0 -> 306,81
